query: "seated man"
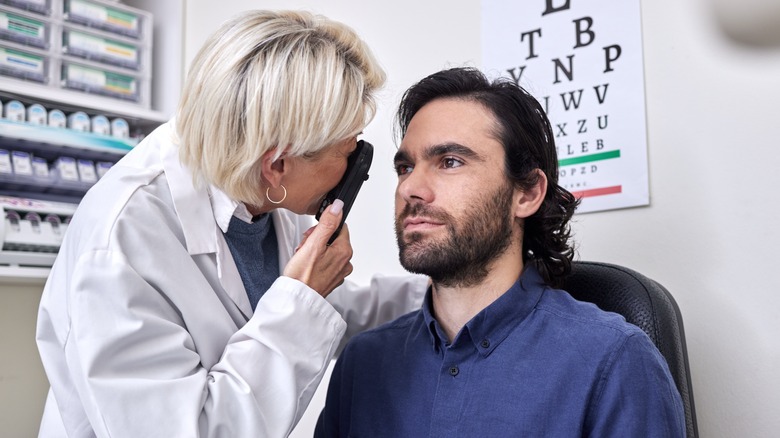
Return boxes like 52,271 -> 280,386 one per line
315,67 -> 685,437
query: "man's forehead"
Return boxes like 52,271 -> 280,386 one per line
404,98 -> 498,142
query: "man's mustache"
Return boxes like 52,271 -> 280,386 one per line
397,202 -> 452,224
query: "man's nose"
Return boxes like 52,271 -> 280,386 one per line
397,167 -> 434,204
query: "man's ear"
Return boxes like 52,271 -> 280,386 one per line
513,169 -> 548,219
260,148 -> 287,187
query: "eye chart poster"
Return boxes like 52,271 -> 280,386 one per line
482,0 -> 649,213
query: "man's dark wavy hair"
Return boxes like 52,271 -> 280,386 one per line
396,67 -> 579,287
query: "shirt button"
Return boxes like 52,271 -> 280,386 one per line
449,366 -> 459,376
480,339 -> 490,349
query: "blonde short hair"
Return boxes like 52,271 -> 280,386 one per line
176,10 -> 386,206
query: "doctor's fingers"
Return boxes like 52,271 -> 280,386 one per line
295,222 -> 351,253
323,261 -> 353,296
283,233 -> 353,298
307,238 -> 353,298
283,246 -> 352,297
316,226 -> 354,296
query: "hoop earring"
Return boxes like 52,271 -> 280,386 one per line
265,185 -> 287,204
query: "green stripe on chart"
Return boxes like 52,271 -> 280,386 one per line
559,149 -> 621,167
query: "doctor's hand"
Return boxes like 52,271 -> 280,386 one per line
284,199 -> 353,298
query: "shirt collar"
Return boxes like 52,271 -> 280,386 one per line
421,265 -> 548,356
421,289 -> 446,352
159,119 -> 254,254
209,186 -> 253,232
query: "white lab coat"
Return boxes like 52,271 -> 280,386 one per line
35,121 -> 426,437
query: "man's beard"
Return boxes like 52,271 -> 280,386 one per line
395,182 -> 515,288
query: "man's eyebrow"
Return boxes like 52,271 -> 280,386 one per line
393,149 -> 411,164
394,143 -> 485,164
425,143 -> 483,161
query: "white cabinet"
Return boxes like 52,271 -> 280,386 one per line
0,0 -> 184,281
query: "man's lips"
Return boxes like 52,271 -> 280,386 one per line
402,217 -> 445,232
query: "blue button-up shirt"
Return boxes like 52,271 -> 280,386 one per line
316,267 -> 685,437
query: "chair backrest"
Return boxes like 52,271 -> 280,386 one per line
562,261 -> 698,437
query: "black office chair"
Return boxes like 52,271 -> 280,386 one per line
562,261 -> 698,437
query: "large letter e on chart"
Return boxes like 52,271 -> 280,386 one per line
543,0 -> 571,16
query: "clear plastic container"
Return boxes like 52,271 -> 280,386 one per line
61,60 -> 139,102
64,0 -> 142,39
0,0 -> 50,16
0,7 -> 49,48
63,26 -> 140,70
0,42 -> 48,82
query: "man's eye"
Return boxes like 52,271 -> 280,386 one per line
395,164 -> 413,176
442,157 -> 464,169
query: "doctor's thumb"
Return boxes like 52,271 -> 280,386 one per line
328,199 -> 344,216
313,199 -> 343,235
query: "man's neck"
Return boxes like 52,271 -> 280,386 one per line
431,251 -> 524,343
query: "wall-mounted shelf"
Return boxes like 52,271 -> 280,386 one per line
0,0 -> 184,281
0,265 -> 49,285
0,79 -> 169,131
0,195 -> 75,281
0,118 -> 137,152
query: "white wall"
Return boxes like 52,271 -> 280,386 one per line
0,282 -> 49,437
195,0 -> 776,436
576,2 -> 780,436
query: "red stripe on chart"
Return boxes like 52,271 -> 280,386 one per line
571,185 -> 622,199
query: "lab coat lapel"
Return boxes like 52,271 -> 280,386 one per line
159,125 -> 253,319
159,123 -> 217,256
214,230 -> 254,319
213,210 -> 297,321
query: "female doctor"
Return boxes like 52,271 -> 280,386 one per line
35,10 -> 426,437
